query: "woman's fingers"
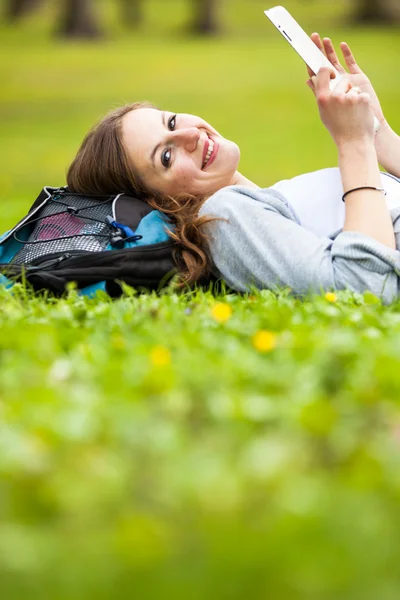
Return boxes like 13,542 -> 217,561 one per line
358,91 -> 371,103
322,37 -> 346,74
345,88 -> 360,103
314,67 -> 334,99
307,32 -> 323,77
306,78 -> 316,94
308,32 -> 348,78
308,34 -> 363,78
306,33 -> 325,77
308,73 -> 368,107
310,32 -> 324,52
331,76 -> 352,96
306,64 -> 314,78
314,69 -> 363,101
340,42 -> 362,74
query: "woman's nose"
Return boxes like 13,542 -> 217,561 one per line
170,127 -> 201,152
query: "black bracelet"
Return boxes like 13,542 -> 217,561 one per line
342,186 -> 387,202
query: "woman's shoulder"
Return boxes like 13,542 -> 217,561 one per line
198,184 -> 298,221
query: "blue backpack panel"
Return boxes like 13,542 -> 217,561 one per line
0,186 -> 179,297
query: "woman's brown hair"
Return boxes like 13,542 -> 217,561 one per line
66,102 -> 224,290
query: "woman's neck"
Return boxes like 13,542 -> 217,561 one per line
202,172 -> 260,203
230,171 -> 260,189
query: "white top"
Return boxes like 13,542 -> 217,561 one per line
270,167 -> 400,237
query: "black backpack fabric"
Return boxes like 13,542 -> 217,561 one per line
0,186 -> 216,297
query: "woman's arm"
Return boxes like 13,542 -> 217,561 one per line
374,122 -> 400,178
198,186 -> 400,303
313,67 -> 396,250
308,34 -> 400,178
338,138 -> 396,248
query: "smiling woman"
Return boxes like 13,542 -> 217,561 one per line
120,107 -> 244,197
67,36 -> 400,301
67,100 -> 255,288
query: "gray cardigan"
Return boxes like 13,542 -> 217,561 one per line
198,185 -> 400,303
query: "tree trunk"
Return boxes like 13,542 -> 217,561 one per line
354,0 -> 399,23
120,0 -> 143,27
191,0 -> 219,35
5,0 -> 42,20
57,0 -> 103,39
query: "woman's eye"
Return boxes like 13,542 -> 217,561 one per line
161,114 -> 177,167
168,114 -> 177,130
161,148 -> 171,168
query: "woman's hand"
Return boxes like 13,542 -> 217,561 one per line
314,67 -> 375,147
306,34 -> 386,127
307,34 -> 400,178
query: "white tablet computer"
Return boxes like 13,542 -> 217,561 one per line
264,6 -> 380,133
264,6 -> 339,78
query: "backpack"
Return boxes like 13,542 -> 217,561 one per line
0,186 -> 216,297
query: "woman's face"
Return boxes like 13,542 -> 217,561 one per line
121,108 -> 241,197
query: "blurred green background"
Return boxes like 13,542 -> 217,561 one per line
2,3 -> 400,599
1,0 -> 400,231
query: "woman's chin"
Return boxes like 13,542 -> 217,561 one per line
230,142 -> 241,166
227,138 -> 240,155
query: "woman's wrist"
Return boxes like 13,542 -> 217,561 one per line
337,137 -> 381,193
337,137 -> 378,184
337,136 -> 395,249
336,135 -> 375,156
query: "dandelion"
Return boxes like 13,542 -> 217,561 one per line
211,302 -> 232,323
325,292 -> 337,303
150,345 -> 171,367
252,330 -> 277,353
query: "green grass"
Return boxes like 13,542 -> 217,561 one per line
1,1 -> 400,597
2,284 -> 400,599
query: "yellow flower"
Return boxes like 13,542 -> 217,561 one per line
325,292 -> 337,303
150,345 -> 171,367
252,330 -> 277,353
211,302 -> 232,323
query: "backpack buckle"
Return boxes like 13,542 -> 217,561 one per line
106,216 -> 141,248
66,206 -> 79,215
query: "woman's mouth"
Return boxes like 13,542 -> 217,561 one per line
202,136 -> 218,170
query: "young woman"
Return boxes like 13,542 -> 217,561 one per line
67,35 -> 400,302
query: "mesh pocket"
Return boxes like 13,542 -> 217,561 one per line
12,194 -> 114,265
